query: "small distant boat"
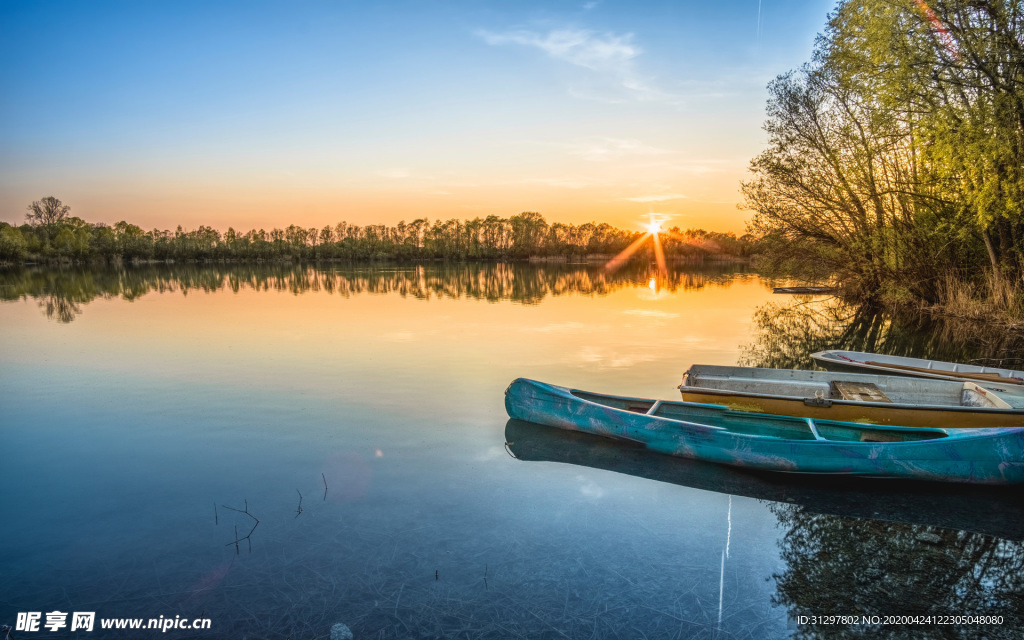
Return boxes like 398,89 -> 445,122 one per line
812,350 -> 1024,385
679,365 -> 1024,428
504,378 -> 1024,484
772,286 -> 837,294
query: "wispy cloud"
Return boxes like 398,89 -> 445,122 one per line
478,28 -> 637,71
524,177 -> 594,189
564,137 -> 673,162
668,160 -> 733,175
625,193 -> 687,203
376,168 -> 411,179
477,28 -> 669,102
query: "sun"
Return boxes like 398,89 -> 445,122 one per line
605,214 -> 673,274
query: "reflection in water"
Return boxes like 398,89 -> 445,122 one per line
0,262 -> 748,322
506,420 -> 1024,638
37,294 -> 83,324
772,506 -> 1024,638
740,298 -> 1024,369
504,420 -> 1024,541
9,264 -> 1021,369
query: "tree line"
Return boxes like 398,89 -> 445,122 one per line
0,197 -> 750,264
744,0 -> 1024,314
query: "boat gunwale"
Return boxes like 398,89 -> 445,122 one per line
559,383 -> 967,444
676,383 -> 1024,415
811,349 -> 1024,380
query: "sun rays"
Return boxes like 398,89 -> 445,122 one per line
605,214 -> 689,274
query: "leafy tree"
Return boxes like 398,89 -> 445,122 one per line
745,0 -> 1024,305
0,223 -> 28,261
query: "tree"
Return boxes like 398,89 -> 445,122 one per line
0,223 -> 28,261
26,196 -> 71,226
743,0 -> 1023,304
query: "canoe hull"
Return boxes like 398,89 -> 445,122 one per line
678,389 -> 1024,429
505,378 -> 1024,485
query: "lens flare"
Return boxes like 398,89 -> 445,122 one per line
604,216 -> 671,273
913,0 -> 959,59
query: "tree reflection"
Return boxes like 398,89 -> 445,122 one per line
37,295 -> 82,323
771,505 -> 1024,639
741,298 -> 1024,369
506,420 -> 1024,638
0,262 -> 748,322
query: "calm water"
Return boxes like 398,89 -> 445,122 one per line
1,263 -> 1022,639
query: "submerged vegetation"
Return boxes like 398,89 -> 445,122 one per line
0,200 -> 750,265
745,0 -> 1024,320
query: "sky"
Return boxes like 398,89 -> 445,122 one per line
0,0 -> 836,235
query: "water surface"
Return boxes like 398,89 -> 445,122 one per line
2,263 -> 1021,639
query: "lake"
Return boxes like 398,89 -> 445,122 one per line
2,263 -> 1022,639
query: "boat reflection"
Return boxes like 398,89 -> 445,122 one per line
504,419 -> 1024,541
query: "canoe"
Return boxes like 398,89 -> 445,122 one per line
678,365 -> 1024,428
811,349 -> 1024,385
504,419 -> 1024,540
504,378 -> 1024,484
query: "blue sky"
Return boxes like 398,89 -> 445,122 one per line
1,0 -> 837,233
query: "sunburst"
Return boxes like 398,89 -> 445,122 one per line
606,215 -> 671,274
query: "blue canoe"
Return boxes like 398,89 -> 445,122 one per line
504,378 -> 1024,485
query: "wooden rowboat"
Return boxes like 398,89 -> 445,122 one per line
811,349 -> 1024,385
678,365 -> 1024,428
504,378 -> 1024,484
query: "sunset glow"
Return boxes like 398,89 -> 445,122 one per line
0,1 -> 836,234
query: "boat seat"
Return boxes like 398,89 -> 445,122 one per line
830,381 -> 892,403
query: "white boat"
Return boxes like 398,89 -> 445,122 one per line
679,365 -> 1024,428
811,350 -> 1024,385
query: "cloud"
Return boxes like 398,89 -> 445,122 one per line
625,193 -> 687,202
376,168 -> 411,179
668,160 -> 732,175
524,177 -> 594,189
477,28 -> 667,102
478,28 -> 637,70
565,137 -> 672,162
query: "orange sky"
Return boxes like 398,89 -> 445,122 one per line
28,162 -> 751,235
0,1 -> 835,236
